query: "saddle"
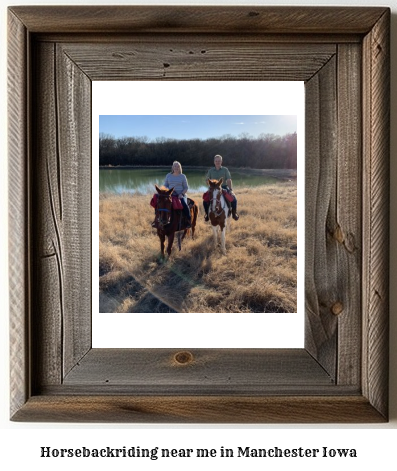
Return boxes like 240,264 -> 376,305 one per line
177,198 -> 195,230
202,189 -> 234,203
173,197 -> 192,230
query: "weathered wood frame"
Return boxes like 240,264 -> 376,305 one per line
8,6 -> 390,423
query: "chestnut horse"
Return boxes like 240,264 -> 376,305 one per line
154,185 -> 198,258
208,178 -> 230,255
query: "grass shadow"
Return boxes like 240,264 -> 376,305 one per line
99,271 -> 178,313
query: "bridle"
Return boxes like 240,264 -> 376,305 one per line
156,194 -> 173,227
209,187 -> 225,217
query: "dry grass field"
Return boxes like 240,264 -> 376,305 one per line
99,183 -> 297,313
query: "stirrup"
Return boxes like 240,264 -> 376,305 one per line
232,213 -> 239,221
204,214 -> 209,222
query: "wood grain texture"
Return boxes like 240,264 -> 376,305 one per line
31,42 -> 92,387
60,42 -> 336,81
335,44 -> 362,386
304,43 -> 363,386
8,6 -> 390,423
8,10 -> 30,419
35,33 -> 363,45
304,56 -> 338,377
11,396 -> 385,424
362,9 -> 390,419
55,45 -> 92,377
9,6 -> 387,34
32,42 -> 63,387
62,349 -> 333,392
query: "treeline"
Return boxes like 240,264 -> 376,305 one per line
99,133 -> 297,169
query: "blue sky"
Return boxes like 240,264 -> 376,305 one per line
99,115 -> 297,141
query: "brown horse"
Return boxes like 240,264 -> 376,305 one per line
208,178 -> 230,255
154,184 -> 198,258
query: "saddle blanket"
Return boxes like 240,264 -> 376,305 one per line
150,194 -> 184,210
202,190 -> 234,203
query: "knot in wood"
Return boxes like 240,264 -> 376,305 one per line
333,225 -> 344,244
174,351 -> 194,365
331,302 -> 344,316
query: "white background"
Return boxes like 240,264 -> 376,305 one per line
1,0 -> 396,469
92,81 -> 305,348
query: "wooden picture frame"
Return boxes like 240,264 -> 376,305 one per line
8,6 -> 390,423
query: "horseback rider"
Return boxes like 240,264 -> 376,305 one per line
203,154 -> 239,222
153,161 -> 191,229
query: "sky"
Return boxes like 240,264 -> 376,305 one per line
99,115 -> 297,141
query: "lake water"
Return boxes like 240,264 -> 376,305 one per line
99,167 -> 285,194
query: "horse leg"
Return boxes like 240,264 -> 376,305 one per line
219,217 -> 227,255
224,211 -> 228,231
212,225 -> 218,247
220,227 -> 227,255
167,233 -> 175,257
177,232 -> 182,251
159,232 -> 166,259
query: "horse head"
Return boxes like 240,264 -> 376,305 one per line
208,178 -> 223,189
208,178 -> 224,214
155,184 -> 174,227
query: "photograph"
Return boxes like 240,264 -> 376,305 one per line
98,114 -> 298,314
